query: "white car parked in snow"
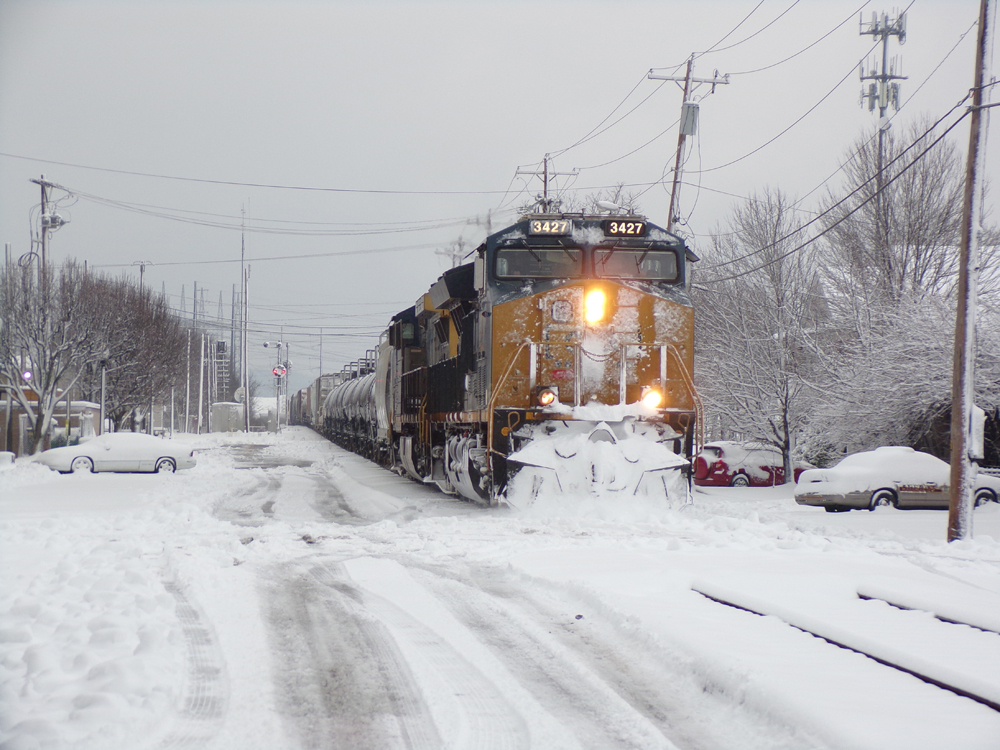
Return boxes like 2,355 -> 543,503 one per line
794,446 -> 1000,512
33,432 -> 196,474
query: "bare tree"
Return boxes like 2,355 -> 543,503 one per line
74,277 -> 188,431
695,188 -> 828,479
0,261 -> 111,453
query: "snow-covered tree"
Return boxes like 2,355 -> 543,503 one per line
694,188 -> 828,479
812,120 -> 1000,458
820,118 -> 966,303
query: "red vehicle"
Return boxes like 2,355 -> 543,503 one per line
693,441 -> 809,487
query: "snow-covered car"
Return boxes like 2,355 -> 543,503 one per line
33,432 -> 196,474
693,441 -> 809,487
794,446 -> 1000,512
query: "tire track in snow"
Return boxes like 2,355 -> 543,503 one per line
158,582 -> 228,749
260,560 -> 442,749
404,562 -> 817,750
333,560 -> 532,750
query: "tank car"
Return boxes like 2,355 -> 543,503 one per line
318,211 -> 702,504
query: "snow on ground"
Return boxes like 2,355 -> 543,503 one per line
1,428 -> 999,749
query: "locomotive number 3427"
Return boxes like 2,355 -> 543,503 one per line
604,220 -> 647,236
529,219 -> 571,235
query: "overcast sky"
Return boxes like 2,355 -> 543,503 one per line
0,0 -> 994,395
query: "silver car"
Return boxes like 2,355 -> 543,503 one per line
34,432 -> 197,474
794,446 -> 1000,512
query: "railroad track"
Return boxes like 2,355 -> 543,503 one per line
692,580 -> 1000,713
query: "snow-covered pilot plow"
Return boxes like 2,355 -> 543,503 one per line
306,210 -> 702,507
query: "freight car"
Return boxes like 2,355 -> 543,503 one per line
304,210 -> 702,505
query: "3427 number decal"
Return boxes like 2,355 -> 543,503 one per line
529,219 -> 571,235
603,220 -> 647,236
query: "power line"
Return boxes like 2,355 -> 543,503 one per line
699,0 -> 804,56
90,241 -> 444,269
697,106 -> 972,284
700,99 -> 969,272
728,1 -> 869,76
687,37 -> 883,177
0,151 -> 510,195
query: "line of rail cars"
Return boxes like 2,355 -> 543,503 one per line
293,211 -> 702,505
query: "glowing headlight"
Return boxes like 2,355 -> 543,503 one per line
584,289 -> 606,323
641,387 -> 663,409
536,386 -> 559,407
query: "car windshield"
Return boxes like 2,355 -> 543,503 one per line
593,248 -> 678,281
495,247 -> 584,279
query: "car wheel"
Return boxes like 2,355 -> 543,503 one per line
869,489 -> 896,511
824,505 -> 850,513
154,458 -> 176,474
730,474 -> 750,488
975,489 -> 997,507
70,456 -> 94,473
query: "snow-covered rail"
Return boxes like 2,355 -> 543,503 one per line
691,582 -> 1000,713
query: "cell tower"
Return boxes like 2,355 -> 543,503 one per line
859,10 -> 907,256
859,11 -> 907,126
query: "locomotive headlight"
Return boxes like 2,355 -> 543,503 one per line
584,289 -> 606,323
536,386 -> 559,407
641,386 -> 663,409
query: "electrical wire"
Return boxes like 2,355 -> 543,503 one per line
700,98 -> 969,272
696,0 -> 767,57
548,73 -> 654,159
697,106 -> 972,284
90,241 -> 444,269
59,186 -> 474,236
687,37 -> 882,177
728,1 -> 869,76
0,151 -> 511,195
699,0 -> 804,57
781,17 -> 978,217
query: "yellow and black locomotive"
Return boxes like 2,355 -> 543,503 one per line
310,210 -> 701,504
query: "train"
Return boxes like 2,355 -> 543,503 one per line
293,210 -> 703,505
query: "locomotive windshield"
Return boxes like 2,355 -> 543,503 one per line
593,247 -> 678,282
495,246 -> 584,279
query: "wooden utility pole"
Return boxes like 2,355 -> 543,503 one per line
649,58 -> 729,233
948,0 -> 993,542
516,155 -> 578,213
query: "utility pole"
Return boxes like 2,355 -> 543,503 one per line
132,260 -> 152,289
185,328 -> 191,432
516,155 -> 578,213
649,58 -> 729,233
436,237 -> 466,268
860,11 -> 907,268
948,0 -> 993,542
243,265 -> 250,433
29,175 -> 67,268
198,332 -> 206,434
